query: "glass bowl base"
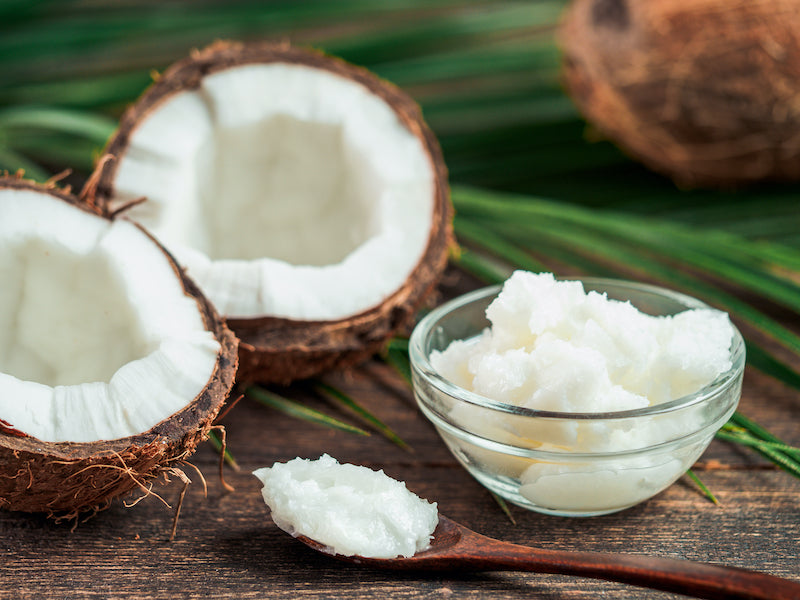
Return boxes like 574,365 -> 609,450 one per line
467,465 -> 653,518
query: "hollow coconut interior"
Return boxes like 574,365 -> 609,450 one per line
0,188 -> 221,443
110,63 -> 435,320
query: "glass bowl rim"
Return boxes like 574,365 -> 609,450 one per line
409,276 -> 746,421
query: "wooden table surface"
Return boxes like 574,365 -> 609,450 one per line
2,272 -> 799,599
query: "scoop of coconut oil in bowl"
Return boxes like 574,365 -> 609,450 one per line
410,272 -> 745,517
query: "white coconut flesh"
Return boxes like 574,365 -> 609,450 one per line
0,188 -> 221,443
110,63 -> 435,320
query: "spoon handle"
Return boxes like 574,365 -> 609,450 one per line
455,526 -> 800,600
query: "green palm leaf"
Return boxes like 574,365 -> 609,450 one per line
247,386 -> 370,437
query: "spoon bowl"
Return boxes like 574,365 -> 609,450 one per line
296,515 -> 800,600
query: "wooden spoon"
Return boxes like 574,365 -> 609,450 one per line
296,515 -> 800,600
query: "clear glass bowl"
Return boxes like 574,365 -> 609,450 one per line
409,278 -> 745,517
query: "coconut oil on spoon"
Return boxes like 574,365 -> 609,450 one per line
255,456 -> 800,600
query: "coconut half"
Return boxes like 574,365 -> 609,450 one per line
0,177 -> 237,517
88,42 -> 453,384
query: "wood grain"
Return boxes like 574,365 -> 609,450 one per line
2,284 -> 799,599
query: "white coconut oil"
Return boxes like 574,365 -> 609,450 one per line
428,271 -> 736,513
253,454 -> 438,558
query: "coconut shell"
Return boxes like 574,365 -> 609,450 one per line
0,176 -> 238,518
88,41 -> 453,385
560,0 -> 800,187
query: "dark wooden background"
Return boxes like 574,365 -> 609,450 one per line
2,271 -> 799,599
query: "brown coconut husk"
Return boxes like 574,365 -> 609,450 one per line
87,41 -> 453,385
0,176 -> 238,518
560,0 -> 800,188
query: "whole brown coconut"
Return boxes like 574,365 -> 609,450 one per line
87,41 -> 453,385
560,0 -> 800,187
0,176 -> 237,518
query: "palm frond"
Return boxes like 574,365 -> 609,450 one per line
383,338 -> 413,386
315,381 -> 411,450
452,186 -> 800,392
246,386 -> 371,437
